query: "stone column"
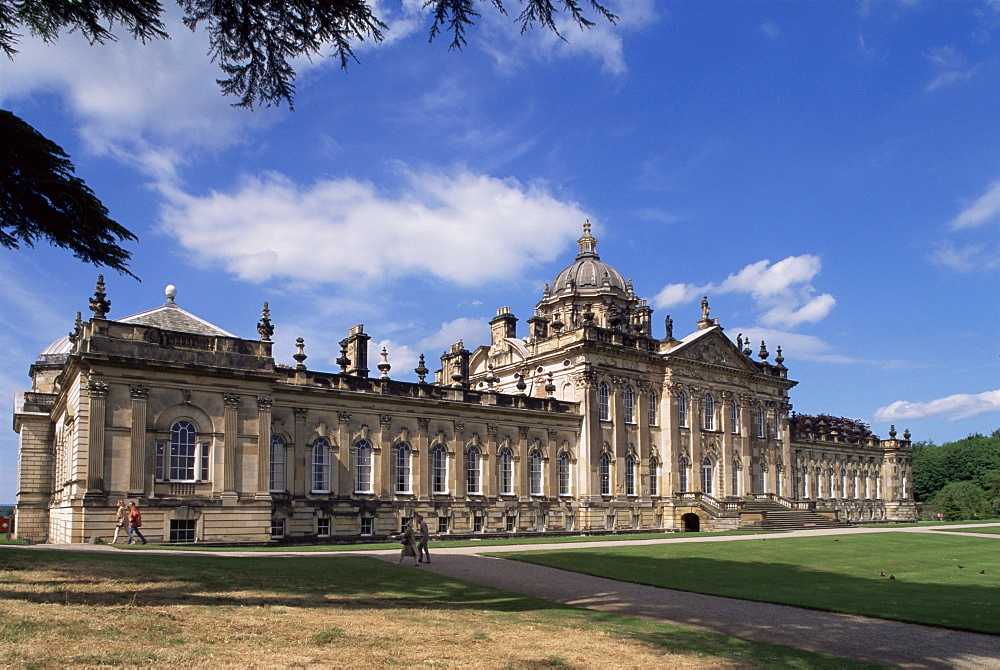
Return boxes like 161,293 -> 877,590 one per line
222,393 -> 240,499
255,396 -> 273,499
86,378 -> 108,494
379,414 -> 393,496
293,408 -> 309,496
517,425 -> 529,500
128,385 -> 149,495
484,423 -> 498,497
415,417 -> 430,498
337,411 -> 352,494
453,421 -> 466,495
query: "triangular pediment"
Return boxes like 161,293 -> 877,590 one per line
665,327 -> 759,372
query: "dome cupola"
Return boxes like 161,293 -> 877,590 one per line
549,221 -> 627,298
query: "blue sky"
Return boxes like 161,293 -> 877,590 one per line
3,1 -> 1000,503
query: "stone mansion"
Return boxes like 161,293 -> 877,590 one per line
13,224 -> 916,544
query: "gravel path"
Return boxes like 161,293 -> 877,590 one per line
14,524 -> 1000,668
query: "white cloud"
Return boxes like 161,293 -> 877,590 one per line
929,241 -> 1000,272
950,179 -> 1000,230
478,0 -> 656,76
924,46 -> 974,93
734,328 -> 870,365
158,167 -> 587,286
875,390 -> 1000,421
761,21 -> 780,39
653,255 -> 836,329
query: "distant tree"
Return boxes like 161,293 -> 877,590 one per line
0,110 -> 137,276
1,1 -> 615,275
983,469 -> 1000,514
912,433 -> 1000,502
933,481 -> 992,521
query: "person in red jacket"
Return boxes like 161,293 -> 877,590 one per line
126,502 -> 147,545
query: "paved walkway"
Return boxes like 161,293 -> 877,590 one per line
13,524 -> 1000,668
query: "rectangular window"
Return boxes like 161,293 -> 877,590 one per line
360,517 -> 373,536
649,461 -> 658,496
505,515 -> 516,532
631,514 -> 640,529
317,518 -> 331,537
535,514 -> 545,532
605,514 -> 615,530
399,517 -> 411,533
155,440 -> 165,481
437,516 -> 450,534
270,518 -> 285,538
473,515 -> 484,533
170,439 -> 196,481
169,519 -> 196,543
564,515 -> 574,531
199,442 -> 210,481
730,402 -> 739,434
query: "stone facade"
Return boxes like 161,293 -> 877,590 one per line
12,226 -> 916,544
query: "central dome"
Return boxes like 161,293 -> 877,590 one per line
550,222 -> 627,296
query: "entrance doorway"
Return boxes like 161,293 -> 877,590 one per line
681,513 -> 700,532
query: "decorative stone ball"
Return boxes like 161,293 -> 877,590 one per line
165,285 -> 178,300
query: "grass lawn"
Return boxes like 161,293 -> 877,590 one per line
0,549 -> 870,669
116,529 -> 775,552
492,533 -> 1000,634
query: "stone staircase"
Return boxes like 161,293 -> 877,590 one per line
741,500 -> 846,531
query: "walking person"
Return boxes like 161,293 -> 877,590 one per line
416,514 -> 431,564
397,519 -> 418,565
112,500 -> 127,544
126,502 -> 147,545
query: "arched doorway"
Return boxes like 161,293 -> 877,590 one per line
681,513 -> 700,532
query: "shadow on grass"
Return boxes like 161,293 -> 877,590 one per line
0,548 -> 871,669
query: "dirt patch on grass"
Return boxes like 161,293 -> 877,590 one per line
0,558 -> 722,668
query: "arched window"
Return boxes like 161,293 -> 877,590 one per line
755,407 -> 765,438
757,462 -> 767,493
774,411 -> 781,437
354,440 -> 372,493
679,457 -> 689,491
730,401 -> 739,434
648,390 -> 658,426
649,457 -> 659,496
703,394 -> 715,431
600,453 -> 611,496
558,452 -> 571,496
599,382 -> 611,421
312,437 -> 331,492
269,434 -> 286,492
529,450 -> 544,495
395,443 -> 411,494
170,420 -> 199,482
701,457 -> 714,494
431,445 -> 448,494
467,446 -> 482,494
732,461 -> 740,495
841,468 -> 847,498
677,392 -> 689,427
775,465 -> 782,496
623,386 -> 636,424
625,454 -> 636,496
498,448 -> 513,495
